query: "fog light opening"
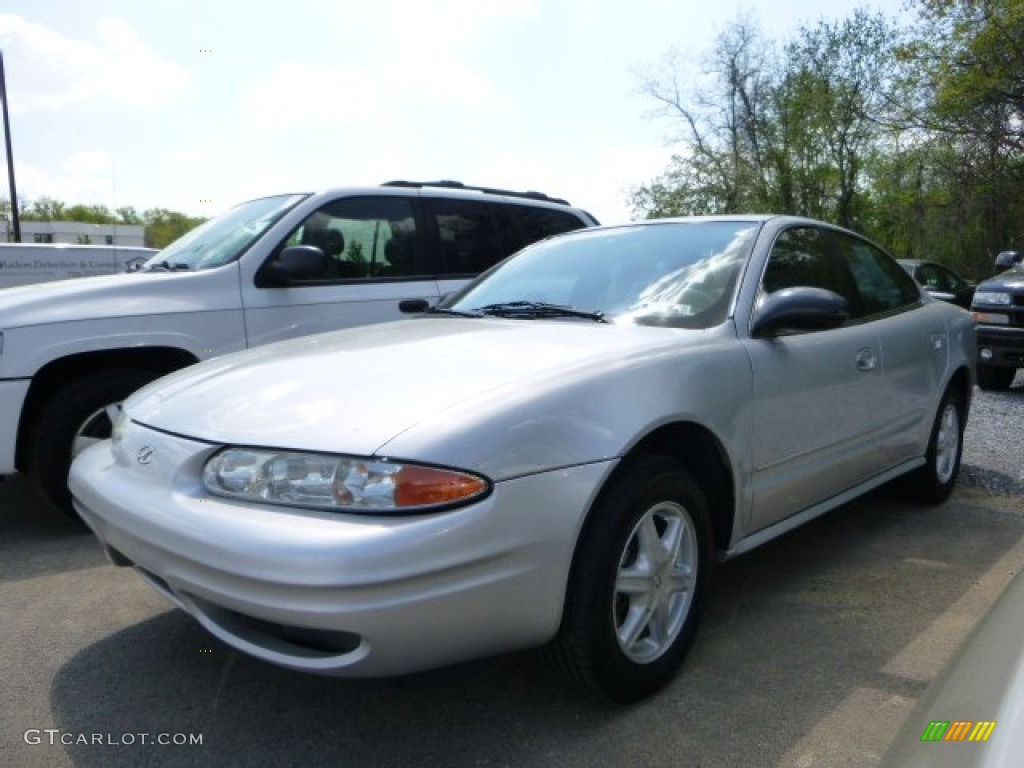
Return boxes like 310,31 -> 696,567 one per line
980,348 -> 993,360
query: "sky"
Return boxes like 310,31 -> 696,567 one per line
0,0 -> 906,225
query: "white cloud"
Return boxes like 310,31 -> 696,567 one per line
360,0 -> 536,50
0,14 -> 190,113
240,61 -> 381,133
240,0 -> 536,134
370,0 -> 535,104
1,151 -> 116,206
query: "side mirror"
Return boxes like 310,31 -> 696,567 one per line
399,298 -> 430,314
256,246 -> 327,287
995,251 -> 1022,269
751,287 -> 850,338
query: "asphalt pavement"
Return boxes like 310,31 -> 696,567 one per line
1,472 -> 1022,768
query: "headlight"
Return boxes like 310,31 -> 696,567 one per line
973,291 -> 1011,306
202,448 -> 490,513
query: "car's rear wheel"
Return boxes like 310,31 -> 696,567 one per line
550,455 -> 711,703
977,365 -> 1016,391
27,368 -> 158,520
901,384 -> 964,504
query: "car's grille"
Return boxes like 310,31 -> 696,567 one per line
185,592 -> 364,658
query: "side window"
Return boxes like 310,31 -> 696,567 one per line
511,206 -> 587,246
279,197 -> 422,281
431,200 -> 506,275
916,264 -> 941,289
761,226 -> 861,315
832,233 -> 920,315
936,265 -> 966,291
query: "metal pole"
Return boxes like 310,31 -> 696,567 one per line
0,50 -> 21,242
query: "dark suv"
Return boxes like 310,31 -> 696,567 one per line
971,250 -> 1024,390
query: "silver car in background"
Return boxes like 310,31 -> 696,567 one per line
70,216 -> 976,702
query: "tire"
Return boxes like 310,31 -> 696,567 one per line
901,384 -> 964,505
550,454 -> 712,703
27,368 -> 159,519
977,365 -> 1016,391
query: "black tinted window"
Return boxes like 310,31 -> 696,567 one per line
512,206 -> 586,243
762,227 -> 861,314
832,233 -> 920,315
936,264 -> 967,291
431,200 -> 506,275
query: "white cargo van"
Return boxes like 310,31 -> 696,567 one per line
0,243 -> 157,288
0,181 -> 597,516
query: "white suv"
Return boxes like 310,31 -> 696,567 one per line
0,181 -> 597,516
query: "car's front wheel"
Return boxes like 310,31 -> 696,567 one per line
977,365 -> 1016,391
551,455 -> 711,703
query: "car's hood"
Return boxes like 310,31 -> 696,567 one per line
0,268 -> 235,329
126,318 -> 686,456
978,265 -> 1024,291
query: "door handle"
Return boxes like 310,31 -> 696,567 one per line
855,348 -> 877,371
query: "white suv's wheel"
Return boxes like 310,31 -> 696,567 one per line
27,369 -> 158,520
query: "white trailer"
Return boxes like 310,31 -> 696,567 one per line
0,243 -> 158,289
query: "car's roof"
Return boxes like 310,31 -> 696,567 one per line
576,213 -> 858,233
301,182 -> 583,210
627,214 -> 783,224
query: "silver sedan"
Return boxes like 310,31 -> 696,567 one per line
70,216 -> 976,702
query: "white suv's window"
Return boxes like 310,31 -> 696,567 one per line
148,194 -> 306,271
431,199 -> 505,276
281,197 -> 421,280
512,205 -> 588,243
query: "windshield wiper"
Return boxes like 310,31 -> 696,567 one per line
143,260 -> 192,272
474,301 -> 607,323
425,306 -> 485,318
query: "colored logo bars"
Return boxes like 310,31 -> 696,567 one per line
920,721 -> 997,743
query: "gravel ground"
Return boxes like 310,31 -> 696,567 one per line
962,370 -> 1024,497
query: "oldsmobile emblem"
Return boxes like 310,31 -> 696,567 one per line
137,446 -> 155,465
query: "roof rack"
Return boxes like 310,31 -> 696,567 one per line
381,180 -> 570,206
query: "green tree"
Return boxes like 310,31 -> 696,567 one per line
25,196 -> 67,221
632,11 -> 899,229
889,0 -> 1024,266
634,18 -> 780,216
143,208 -> 206,249
2,196 -> 207,249
781,10 -> 897,227
64,204 -> 116,224
116,206 -> 143,226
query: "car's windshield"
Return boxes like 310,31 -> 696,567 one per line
444,221 -> 760,329
142,194 -> 309,271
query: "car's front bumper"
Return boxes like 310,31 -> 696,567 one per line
0,378 -> 30,475
69,423 -> 613,677
976,325 -> 1024,368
